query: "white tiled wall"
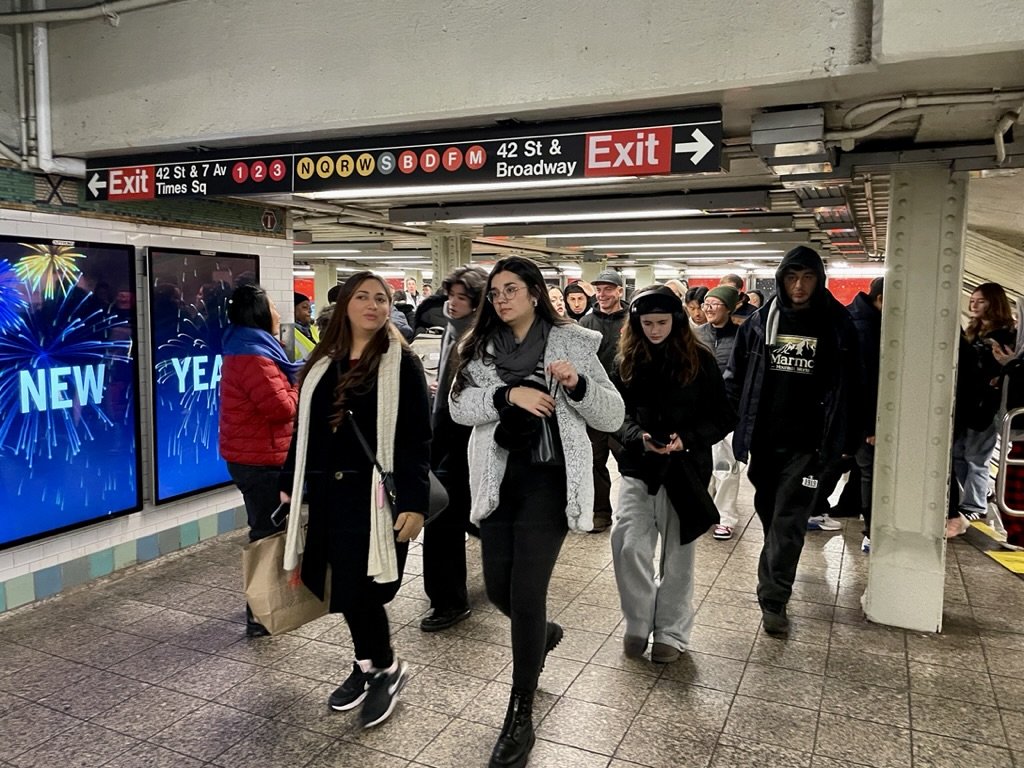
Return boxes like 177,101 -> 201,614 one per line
0,207 -> 293,584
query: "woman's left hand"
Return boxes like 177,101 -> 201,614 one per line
547,360 -> 579,391
394,512 -> 425,543
993,342 -> 1016,366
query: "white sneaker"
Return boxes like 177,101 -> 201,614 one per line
807,513 -> 842,531
861,536 -> 871,553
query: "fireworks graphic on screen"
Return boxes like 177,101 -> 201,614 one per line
0,258 -> 27,333
13,243 -> 84,301
0,288 -> 132,467
155,313 -> 220,463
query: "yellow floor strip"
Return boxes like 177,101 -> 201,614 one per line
985,550 -> 1024,573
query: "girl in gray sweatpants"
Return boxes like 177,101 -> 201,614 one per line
609,286 -> 736,663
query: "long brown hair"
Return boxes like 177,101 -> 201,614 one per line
451,256 -> 571,397
966,282 -> 1014,341
300,272 -> 400,429
618,287 -> 703,386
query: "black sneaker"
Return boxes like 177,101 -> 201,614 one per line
760,601 -> 790,636
360,661 -> 408,728
328,662 -> 375,711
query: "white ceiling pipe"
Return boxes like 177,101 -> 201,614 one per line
31,6 -> 84,176
841,91 -> 1024,129
0,0 -> 181,24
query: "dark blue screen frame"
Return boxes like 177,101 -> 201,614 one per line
148,248 -> 259,504
0,236 -> 142,549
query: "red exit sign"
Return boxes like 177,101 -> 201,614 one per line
584,127 -> 672,177
108,166 -> 155,200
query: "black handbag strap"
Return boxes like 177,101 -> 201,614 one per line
345,410 -> 387,477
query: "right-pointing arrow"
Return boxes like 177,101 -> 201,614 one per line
87,173 -> 107,198
674,129 -> 714,165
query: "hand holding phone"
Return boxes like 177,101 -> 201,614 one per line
270,501 -> 290,528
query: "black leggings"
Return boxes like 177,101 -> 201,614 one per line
227,462 -> 284,542
480,452 -> 568,691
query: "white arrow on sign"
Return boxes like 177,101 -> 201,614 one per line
674,129 -> 714,165
87,173 -> 107,198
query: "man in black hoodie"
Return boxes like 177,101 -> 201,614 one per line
580,270 -> 628,531
725,247 -> 861,636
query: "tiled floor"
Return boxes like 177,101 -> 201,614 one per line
2,475 -> 1024,768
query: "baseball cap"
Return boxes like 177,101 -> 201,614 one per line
592,270 -> 623,287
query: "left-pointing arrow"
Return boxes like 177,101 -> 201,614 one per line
87,173 -> 107,197
674,129 -> 715,165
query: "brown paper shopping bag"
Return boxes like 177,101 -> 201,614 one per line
242,531 -> 328,635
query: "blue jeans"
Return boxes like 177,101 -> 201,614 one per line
953,420 -> 998,515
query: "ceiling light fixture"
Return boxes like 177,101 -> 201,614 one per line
626,249 -> 784,257
583,241 -> 766,249
390,191 -> 771,226
300,176 -> 631,202
483,213 -> 794,239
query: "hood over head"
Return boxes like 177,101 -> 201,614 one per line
775,246 -> 827,309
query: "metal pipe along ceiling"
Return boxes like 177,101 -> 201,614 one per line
0,0 -> 183,25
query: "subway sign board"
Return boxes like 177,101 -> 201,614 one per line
84,107 -> 723,201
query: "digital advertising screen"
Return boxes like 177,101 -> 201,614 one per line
148,248 -> 259,503
0,236 -> 142,549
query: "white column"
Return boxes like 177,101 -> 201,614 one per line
581,261 -> 607,282
311,263 -> 333,314
863,166 -> 967,632
634,266 -> 656,288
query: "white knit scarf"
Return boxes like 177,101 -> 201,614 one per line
283,328 -> 402,584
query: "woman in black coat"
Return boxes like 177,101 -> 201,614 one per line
280,271 -> 430,730
611,286 -> 736,664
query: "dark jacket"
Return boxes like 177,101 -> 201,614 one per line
725,247 -> 862,465
390,306 -> 414,341
579,302 -> 627,374
696,321 -> 738,373
613,345 -> 736,488
846,291 -> 882,438
280,348 -> 431,603
414,293 -> 448,334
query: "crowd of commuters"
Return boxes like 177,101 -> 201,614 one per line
217,250 -> 1016,767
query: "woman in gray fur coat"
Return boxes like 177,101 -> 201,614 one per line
450,256 -> 624,768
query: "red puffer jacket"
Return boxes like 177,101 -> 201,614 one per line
219,354 -> 297,466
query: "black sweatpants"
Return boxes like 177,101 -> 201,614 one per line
856,442 -> 875,536
587,426 -> 613,525
480,452 -> 567,692
422,422 -> 473,613
227,462 -> 285,542
747,449 -> 818,607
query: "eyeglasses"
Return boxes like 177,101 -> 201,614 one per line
486,284 -> 525,304
702,301 -> 726,311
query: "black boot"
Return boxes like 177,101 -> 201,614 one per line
489,688 -> 535,768
245,604 -> 269,638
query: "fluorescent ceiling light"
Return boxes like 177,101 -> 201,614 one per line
301,176 -> 628,201
484,213 -> 794,239
543,229 -> 748,239
393,191 -> 770,226
583,241 -> 766,249
292,248 -> 361,255
627,249 -> 784,257
416,208 -> 704,226
293,270 -> 315,277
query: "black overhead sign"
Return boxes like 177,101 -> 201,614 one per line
84,107 -> 723,202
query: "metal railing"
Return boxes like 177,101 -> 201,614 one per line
996,406 -> 1024,518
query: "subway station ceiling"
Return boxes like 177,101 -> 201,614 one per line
252,89 -> 1024,281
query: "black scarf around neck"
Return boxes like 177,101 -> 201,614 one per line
492,318 -> 551,384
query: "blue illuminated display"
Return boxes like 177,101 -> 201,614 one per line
148,248 -> 258,503
0,237 -> 141,549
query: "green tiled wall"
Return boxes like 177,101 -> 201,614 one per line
0,505 -> 245,615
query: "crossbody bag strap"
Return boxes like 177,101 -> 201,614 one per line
345,409 -> 386,476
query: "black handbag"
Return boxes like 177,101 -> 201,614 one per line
346,410 -> 449,524
662,452 -> 720,545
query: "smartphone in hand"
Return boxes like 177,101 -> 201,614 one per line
270,501 -> 290,528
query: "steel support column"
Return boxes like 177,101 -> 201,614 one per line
311,263 -> 333,315
430,232 -> 473,282
864,166 -> 967,632
634,266 -> 656,289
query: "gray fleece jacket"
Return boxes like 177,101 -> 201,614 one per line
449,322 -> 625,532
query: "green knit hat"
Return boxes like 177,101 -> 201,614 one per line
705,285 -> 739,312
